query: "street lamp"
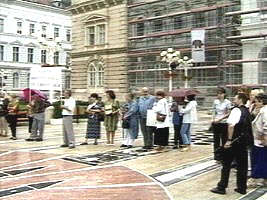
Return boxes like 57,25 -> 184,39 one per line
160,48 -> 181,92
178,56 -> 194,88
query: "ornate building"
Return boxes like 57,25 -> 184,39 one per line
69,0 -> 128,99
0,0 -> 72,93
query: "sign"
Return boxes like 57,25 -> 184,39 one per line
191,29 -> 205,62
30,67 -> 62,90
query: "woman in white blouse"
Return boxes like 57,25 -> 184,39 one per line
212,87 -> 231,160
180,94 -> 198,151
249,93 -> 267,187
152,91 -> 170,151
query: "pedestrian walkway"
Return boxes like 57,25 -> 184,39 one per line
0,111 -> 266,200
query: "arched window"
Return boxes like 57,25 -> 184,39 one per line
65,75 -> 71,89
13,72 -> 19,88
88,63 -> 96,87
258,47 -> 267,84
87,61 -> 104,87
97,62 -> 104,86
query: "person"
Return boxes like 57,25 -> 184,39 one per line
180,94 -> 198,151
0,93 -> 9,137
170,97 -> 184,149
249,93 -> 267,187
211,93 -> 253,195
25,95 -> 50,142
138,87 -> 156,150
81,93 -> 103,145
248,88 -> 264,119
104,90 -> 120,145
27,102 -> 33,135
6,94 -> 19,140
120,93 -> 139,148
212,87 -> 232,161
60,90 -> 76,149
153,91 -> 170,151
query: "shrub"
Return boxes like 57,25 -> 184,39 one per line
52,101 -> 62,119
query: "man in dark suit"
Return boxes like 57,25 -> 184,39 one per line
211,93 -> 253,195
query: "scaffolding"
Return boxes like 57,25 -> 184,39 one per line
127,0 -> 267,95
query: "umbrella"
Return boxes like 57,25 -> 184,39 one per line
22,88 -> 47,102
168,88 -> 200,97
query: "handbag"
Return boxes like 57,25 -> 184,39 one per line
97,112 -> 105,122
156,113 -> 166,122
156,101 -> 167,122
122,119 -> 130,129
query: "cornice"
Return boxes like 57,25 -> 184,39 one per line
3,0 -> 72,16
68,0 -> 125,15
71,47 -> 128,58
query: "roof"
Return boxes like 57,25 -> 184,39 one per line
22,0 -> 52,6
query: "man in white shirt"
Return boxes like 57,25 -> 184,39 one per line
60,90 -> 76,149
211,93 -> 253,195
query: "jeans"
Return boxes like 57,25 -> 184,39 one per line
181,123 -> 191,145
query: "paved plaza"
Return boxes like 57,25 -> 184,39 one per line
0,111 -> 266,200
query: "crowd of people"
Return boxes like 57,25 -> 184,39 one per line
210,87 -> 267,195
0,86 -> 266,195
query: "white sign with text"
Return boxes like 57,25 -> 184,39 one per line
30,67 -> 62,90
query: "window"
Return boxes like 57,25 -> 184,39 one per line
13,47 -> 19,62
41,50 -> 46,64
41,26 -> 47,38
29,24 -> 35,35
27,73 -> 30,88
13,72 -> 19,88
54,51 -> 59,65
86,24 -> 106,45
17,22 -> 22,34
27,48 -> 34,63
194,12 -> 205,28
88,62 -> 104,87
0,19 -> 4,33
65,75 -> 71,89
98,25 -> 105,44
0,45 -> 3,61
88,26 -> 95,45
137,22 -> 144,36
54,27 -> 59,38
66,29 -> 71,42
153,19 -> 163,32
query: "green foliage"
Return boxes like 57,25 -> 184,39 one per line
76,100 -> 89,106
52,101 -> 62,119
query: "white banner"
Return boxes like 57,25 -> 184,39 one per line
191,29 -> 205,62
30,67 -> 62,90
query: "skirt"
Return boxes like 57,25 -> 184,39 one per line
86,115 -> 101,139
251,145 -> 267,179
154,127 -> 169,146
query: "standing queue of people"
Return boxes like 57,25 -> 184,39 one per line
0,88 -> 199,152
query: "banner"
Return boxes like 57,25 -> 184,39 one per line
191,29 -> 205,62
30,67 -> 62,90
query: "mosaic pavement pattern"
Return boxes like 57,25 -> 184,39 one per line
0,151 -> 171,200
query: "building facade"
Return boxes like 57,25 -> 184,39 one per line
0,0 -> 72,93
70,0 -> 128,100
70,0 -> 267,101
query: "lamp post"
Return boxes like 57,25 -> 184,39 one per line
160,48 -> 181,92
178,56 -> 194,88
